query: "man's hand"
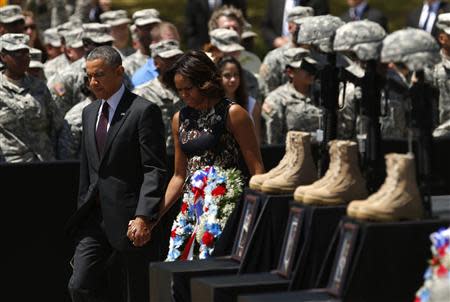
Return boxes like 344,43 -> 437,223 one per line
127,216 -> 154,247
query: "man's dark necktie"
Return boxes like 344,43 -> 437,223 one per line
96,102 -> 109,156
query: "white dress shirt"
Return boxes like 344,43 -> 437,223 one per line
419,1 -> 441,33
96,84 -> 125,132
282,0 -> 297,37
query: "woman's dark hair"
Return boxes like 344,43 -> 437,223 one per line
163,50 -> 225,100
216,55 -> 248,110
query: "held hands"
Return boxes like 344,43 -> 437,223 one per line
127,216 -> 154,247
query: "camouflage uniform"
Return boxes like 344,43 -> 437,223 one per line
433,51 -> 450,124
262,82 -> 321,144
259,44 -> 292,98
0,71 -> 62,162
49,56 -> 87,116
44,53 -> 70,81
99,10 -> 135,58
258,7 -> 314,98
123,9 -> 162,77
0,6 -> 25,71
134,79 -> 183,150
57,97 -> 92,159
123,50 -> 148,77
433,119 -> 450,137
48,23 -> 114,116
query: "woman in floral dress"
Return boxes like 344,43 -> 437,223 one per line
161,50 -> 264,260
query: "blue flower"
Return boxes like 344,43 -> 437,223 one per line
168,248 -> 181,261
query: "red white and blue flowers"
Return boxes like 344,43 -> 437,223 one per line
166,166 -> 243,261
415,227 -> 450,302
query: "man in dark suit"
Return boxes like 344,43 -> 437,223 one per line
261,0 -> 329,49
66,46 -> 167,302
340,0 -> 388,31
407,0 -> 450,39
185,0 -> 247,49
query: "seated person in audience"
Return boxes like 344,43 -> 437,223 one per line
217,55 -> 262,145
134,39 -> 184,151
262,48 -> 321,145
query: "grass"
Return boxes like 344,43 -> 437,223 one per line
113,0 -> 426,58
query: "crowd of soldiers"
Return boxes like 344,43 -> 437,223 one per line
0,3 -> 449,164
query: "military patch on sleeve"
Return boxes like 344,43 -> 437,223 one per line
262,102 -> 272,114
53,83 -> 66,96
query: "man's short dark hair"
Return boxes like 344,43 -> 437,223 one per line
86,45 -> 122,68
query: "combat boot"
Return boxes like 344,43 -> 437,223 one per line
302,140 -> 368,205
260,131 -> 317,194
294,140 -> 338,202
347,153 -> 398,217
352,153 -> 424,221
249,131 -> 294,190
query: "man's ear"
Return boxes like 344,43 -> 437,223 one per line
116,65 -> 125,77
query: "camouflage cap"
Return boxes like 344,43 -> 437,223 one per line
57,20 -> 82,38
0,5 -> 24,24
210,28 -> 244,53
436,13 -> 450,34
82,23 -> 114,44
100,10 -> 131,27
29,47 -> 43,69
0,33 -> 29,52
284,47 -> 316,68
381,28 -> 441,71
43,28 -> 62,47
64,28 -> 83,48
241,20 -> 257,39
287,6 -> 314,23
132,9 -> 161,27
333,20 -> 386,61
150,39 -> 183,59
297,15 -> 345,53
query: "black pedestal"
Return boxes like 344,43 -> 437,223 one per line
238,289 -> 340,302
235,218 -> 450,302
189,203 -> 347,302
149,189 -> 290,302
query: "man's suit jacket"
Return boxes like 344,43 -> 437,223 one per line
340,4 -> 388,31
261,0 -> 329,49
67,88 -> 167,251
407,1 -> 450,38
185,0 -> 247,49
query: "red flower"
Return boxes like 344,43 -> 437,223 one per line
212,185 -> 227,196
181,202 -> 188,214
202,231 -> 215,246
414,297 -> 421,302
205,207 -> 209,212
171,229 -> 177,238
436,264 -> 448,278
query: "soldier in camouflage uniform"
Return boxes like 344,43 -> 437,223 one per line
45,25 -> 83,81
57,96 -> 93,159
28,47 -> 45,80
49,23 -> 114,116
0,34 -> 62,162
44,21 -> 84,81
0,5 -> 25,35
42,27 -> 62,60
433,13 -> 450,126
133,39 -> 184,150
259,6 -> 314,99
123,9 -> 161,77
262,48 -> 321,144
208,28 -> 262,103
100,10 -> 135,57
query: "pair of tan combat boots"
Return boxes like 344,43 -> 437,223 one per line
250,131 -> 424,221
249,132 -> 367,204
